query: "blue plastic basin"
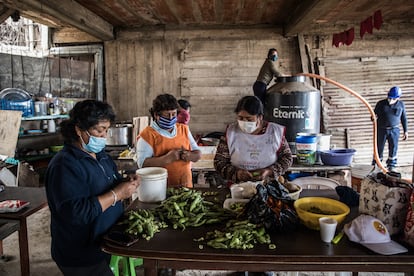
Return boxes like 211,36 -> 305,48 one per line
319,148 -> 356,166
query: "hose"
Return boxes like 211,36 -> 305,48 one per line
297,73 -> 387,174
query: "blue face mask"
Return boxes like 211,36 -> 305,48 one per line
271,55 -> 278,62
157,116 -> 177,130
82,131 -> 106,153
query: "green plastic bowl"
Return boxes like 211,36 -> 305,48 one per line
50,145 -> 64,153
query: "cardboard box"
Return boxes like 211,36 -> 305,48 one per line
192,146 -> 217,170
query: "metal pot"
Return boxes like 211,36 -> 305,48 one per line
106,124 -> 132,146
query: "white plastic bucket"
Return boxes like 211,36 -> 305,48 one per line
316,134 -> 331,164
318,134 -> 331,151
136,167 -> 168,202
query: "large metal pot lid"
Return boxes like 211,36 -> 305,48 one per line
0,88 -> 32,101
112,122 -> 133,128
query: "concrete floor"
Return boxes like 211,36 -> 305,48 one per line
0,164 -> 411,276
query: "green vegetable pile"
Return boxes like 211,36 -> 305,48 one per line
124,209 -> 168,240
123,187 -> 235,240
308,206 -> 339,215
122,187 -> 277,250
195,219 -> 275,250
155,187 -> 235,230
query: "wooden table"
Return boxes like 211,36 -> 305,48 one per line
102,189 -> 414,276
0,186 -> 48,276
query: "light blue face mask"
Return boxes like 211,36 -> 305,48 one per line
271,55 -> 278,62
82,131 -> 106,153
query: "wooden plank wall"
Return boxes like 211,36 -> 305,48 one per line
104,28 -> 302,136
304,34 -> 414,166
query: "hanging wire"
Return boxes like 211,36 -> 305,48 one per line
10,49 -> 14,87
38,50 -> 48,96
58,50 -> 61,97
20,51 -> 26,91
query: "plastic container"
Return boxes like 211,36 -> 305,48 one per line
319,149 -> 356,166
136,167 -> 168,202
34,101 -> 47,116
265,76 -> 320,152
296,135 -> 318,165
294,197 -> 350,230
230,185 -> 244,199
47,119 -> 56,133
0,98 -> 34,117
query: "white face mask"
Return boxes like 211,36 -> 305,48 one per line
238,120 -> 258,134
388,98 -> 398,105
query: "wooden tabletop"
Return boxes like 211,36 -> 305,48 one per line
102,188 -> 414,273
0,186 -> 48,219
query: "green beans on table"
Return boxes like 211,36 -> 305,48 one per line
156,187 -> 235,230
122,187 -> 275,250
124,209 -> 168,240
195,219 -> 275,250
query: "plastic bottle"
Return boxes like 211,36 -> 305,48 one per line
47,119 -> 56,133
48,102 -> 55,115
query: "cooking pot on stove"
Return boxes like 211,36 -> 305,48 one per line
106,124 -> 132,146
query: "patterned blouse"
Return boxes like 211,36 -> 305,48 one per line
214,121 -> 293,183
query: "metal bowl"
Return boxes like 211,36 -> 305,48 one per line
201,137 -> 219,146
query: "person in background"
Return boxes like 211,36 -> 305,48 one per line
372,86 -> 408,171
214,95 -> 293,184
177,99 -> 191,125
253,48 -> 283,104
45,100 -> 139,276
136,93 -> 201,188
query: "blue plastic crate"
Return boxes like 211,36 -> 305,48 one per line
0,98 -> 34,117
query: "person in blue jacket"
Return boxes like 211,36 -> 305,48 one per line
372,86 -> 408,171
45,100 -> 139,276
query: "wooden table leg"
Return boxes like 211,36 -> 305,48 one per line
143,259 -> 158,276
18,219 -> 30,276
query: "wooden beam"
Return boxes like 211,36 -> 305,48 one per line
284,0 -> 341,37
2,0 -> 114,41
52,27 -> 101,44
0,5 -> 15,23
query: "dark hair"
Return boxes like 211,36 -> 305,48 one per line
178,99 -> 191,110
60,100 -> 116,144
234,96 -> 264,116
149,94 -> 179,119
267,48 -> 278,59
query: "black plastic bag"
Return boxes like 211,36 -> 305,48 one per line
243,179 -> 299,232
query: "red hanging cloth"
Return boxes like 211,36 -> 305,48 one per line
374,10 -> 383,30
345,27 -> 355,46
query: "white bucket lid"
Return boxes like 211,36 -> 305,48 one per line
136,167 -> 168,179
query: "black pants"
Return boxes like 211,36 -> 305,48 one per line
372,127 -> 399,168
58,259 -> 114,276
253,81 -> 267,104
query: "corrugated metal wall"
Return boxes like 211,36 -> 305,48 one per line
321,55 -> 414,166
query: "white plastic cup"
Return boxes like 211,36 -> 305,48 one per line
319,217 -> 338,243
230,185 -> 244,199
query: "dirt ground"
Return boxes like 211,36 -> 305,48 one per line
0,165 -> 411,276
